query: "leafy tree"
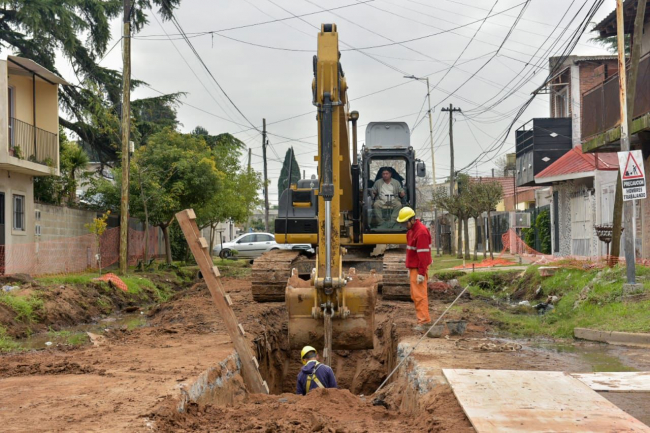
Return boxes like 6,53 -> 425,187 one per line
0,0 -> 182,162
277,148 -> 300,200
192,129 -> 261,255
474,181 -> 503,260
588,23 -> 630,54
84,128 -> 222,264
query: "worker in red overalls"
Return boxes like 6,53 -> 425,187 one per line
396,207 -> 432,332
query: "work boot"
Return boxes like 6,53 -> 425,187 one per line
413,322 -> 432,333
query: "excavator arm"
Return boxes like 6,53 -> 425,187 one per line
286,24 -> 378,362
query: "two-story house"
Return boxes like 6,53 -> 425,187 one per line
0,56 -> 69,274
582,0 -> 650,259
515,54 -> 623,258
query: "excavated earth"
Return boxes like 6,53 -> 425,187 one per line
1,275 -> 649,432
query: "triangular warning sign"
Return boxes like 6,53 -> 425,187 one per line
622,152 -> 644,179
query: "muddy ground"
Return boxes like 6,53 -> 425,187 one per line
0,275 -> 648,432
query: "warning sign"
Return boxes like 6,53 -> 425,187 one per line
618,150 -> 646,201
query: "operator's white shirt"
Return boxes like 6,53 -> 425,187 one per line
379,181 -> 394,203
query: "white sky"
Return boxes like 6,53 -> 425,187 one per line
48,0 -> 618,202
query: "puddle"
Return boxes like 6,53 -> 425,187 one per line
20,311 -> 150,350
530,340 -> 642,372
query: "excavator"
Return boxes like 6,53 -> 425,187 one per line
252,24 -> 426,359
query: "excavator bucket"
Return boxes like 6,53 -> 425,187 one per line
286,270 -> 378,350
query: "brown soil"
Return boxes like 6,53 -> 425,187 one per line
153,385 -> 472,433
0,271 -> 186,338
1,273 -> 647,432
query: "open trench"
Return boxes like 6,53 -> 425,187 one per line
252,304 -> 399,397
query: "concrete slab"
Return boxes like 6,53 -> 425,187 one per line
572,372 -> 650,393
443,369 -> 650,433
574,328 -> 650,347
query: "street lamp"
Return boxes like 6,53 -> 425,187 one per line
405,75 -> 439,254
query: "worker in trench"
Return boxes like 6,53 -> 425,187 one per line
296,346 -> 337,395
396,207 -> 432,332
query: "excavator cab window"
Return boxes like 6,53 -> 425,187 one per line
365,157 -> 410,232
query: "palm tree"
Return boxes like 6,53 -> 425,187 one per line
62,143 -> 90,204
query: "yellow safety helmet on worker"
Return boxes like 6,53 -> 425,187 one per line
396,206 -> 415,223
301,346 -> 317,365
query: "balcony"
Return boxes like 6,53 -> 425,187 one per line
582,51 -> 650,153
8,117 -> 58,166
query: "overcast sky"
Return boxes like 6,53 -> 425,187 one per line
52,0 -> 618,202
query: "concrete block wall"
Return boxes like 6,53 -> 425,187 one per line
36,203 -> 97,241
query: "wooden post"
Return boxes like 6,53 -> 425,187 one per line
175,209 -> 269,395
616,0 -> 637,284
119,0 -> 131,274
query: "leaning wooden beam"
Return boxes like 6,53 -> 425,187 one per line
175,209 -> 269,395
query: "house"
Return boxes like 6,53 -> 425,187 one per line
535,148 -> 619,257
513,54 -> 623,258
582,0 -> 650,259
0,56 -> 69,274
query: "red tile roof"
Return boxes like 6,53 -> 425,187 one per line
471,176 -> 538,198
535,147 -> 618,181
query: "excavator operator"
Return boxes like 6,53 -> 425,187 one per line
371,168 -> 405,224
296,346 -> 338,395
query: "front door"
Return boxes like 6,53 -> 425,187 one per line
0,192 -> 5,274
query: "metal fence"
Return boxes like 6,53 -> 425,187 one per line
582,52 -> 650,140
490,212 -> 510,253
8,117 -> 58,166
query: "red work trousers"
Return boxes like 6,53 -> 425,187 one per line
409,268 -> 431,324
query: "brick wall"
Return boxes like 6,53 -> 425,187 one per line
579,60 -> 618,96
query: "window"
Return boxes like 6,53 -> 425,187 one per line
256,234 -> 273,242
238,234 -> 254,244
13,195 -> 25,231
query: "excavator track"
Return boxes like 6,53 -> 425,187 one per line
381,248 -> 412,301
251,250 -> 313,302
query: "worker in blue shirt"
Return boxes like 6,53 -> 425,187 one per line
296,345 -> 337,395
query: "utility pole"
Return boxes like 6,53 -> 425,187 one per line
247,148 -> 251,172
303,169 -> 306,180
615,0 -> 638,285
119,0 -> 131,274
404,75 -> 438,253
262,118 -> 269,232
442,104 -> 461,256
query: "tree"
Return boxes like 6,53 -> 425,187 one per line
277,148 -> 301,200
62,142 -> 90,204
0,0 -> 182,162
432,183 -> 468,258
475,181 -> 504,260
493,155 -> 515,177
84,128 -> 222,264
192,130 -> 261,255
588,23 -> 630,55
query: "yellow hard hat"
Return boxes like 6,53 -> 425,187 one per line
396,206 -> 415,223
301,346 -> 317,364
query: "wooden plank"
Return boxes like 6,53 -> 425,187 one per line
175,209 -> 268,395
443,369 -> 650,433
572,372 -> 650,393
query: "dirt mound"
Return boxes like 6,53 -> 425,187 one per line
155,388 -> 400,432
0,360 -> 101,377
0,271 -> 186,338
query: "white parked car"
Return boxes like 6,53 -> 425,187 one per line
213,232 -> 313,259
